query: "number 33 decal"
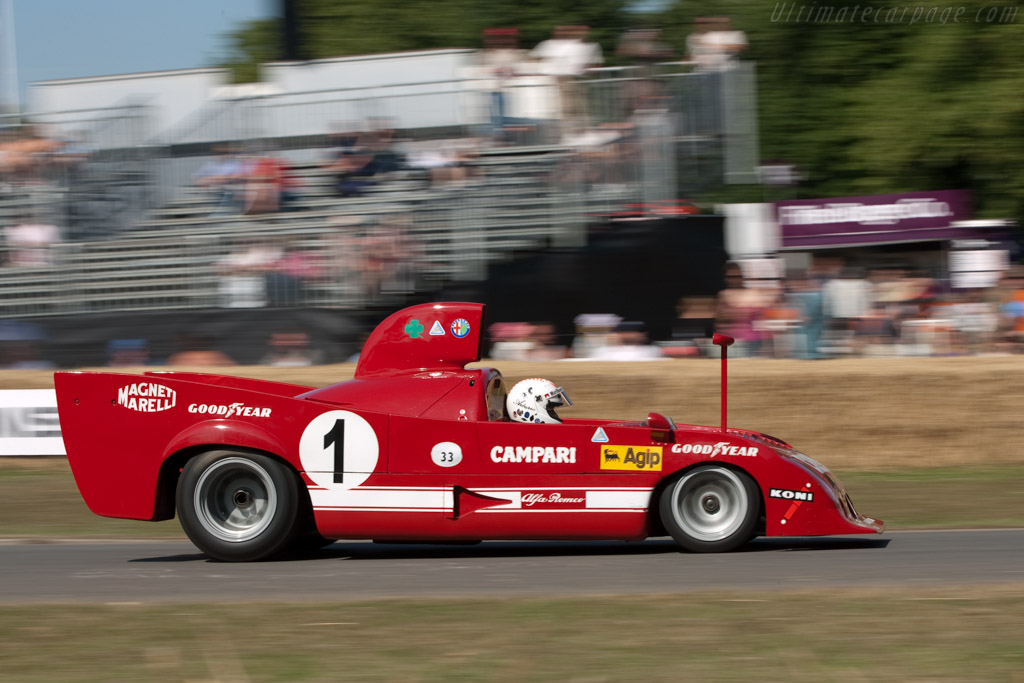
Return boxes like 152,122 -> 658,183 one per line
431,442 -> 463,468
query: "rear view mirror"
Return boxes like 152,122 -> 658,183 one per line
647,412 -> 676,442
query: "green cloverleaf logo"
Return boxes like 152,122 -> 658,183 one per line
405,319 -> 424,339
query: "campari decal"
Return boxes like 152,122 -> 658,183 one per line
490,445 -> 577,464
116,382 -> 176,413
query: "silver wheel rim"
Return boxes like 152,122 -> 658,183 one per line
669,467 -> 749,542
194,457 -> 277,543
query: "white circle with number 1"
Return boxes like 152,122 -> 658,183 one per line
299,410 -> 379,489
431,442 -> 463,468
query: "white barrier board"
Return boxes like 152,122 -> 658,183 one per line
0,390 -> 65,456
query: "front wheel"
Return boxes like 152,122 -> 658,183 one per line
176,451 -> 302,561
659,465 -> 760,553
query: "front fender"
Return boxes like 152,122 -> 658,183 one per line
661,433 -> 883,538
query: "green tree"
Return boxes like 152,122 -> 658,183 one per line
220,0 -> 1024,224
220,0 -> 629,81
659,0 -> 1024,221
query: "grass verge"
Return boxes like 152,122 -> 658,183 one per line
3,459 -> 1024,538
2,587 -> 1024,682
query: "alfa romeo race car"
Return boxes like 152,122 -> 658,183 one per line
55,302 -> 883,561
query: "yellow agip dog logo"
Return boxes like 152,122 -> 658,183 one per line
600,445 -> 663,471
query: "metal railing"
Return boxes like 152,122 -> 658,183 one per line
1,102 -> 158,239
0,163 -> 613,318
0,61 -> 760,319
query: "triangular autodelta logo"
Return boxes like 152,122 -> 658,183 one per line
591,427 -> 609,443
429,321 -> 445,336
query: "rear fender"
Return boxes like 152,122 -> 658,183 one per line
160,420 -> 290,463
56,370 -> 308,521
151,421 -> 295,521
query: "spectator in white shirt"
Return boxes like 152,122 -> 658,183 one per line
531,25 -> 603,130
686,16 -> 748,72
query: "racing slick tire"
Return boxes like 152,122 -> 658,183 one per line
176,450 -> 303,562
659,465 -> 760,553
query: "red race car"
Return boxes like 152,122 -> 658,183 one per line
55,302 -> 883,561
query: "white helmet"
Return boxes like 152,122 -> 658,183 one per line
506,378 -> 573,424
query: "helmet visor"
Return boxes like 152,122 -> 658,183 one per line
550,386 -> 573,407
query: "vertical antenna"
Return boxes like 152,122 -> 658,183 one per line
712,333 -> 735,432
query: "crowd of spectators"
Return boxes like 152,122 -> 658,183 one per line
6,255 -> 1023,370
683,259 -> 1024,359
322,125 -> 404,197
0,126 -> 80,185
0,127 -> 82,267
485,258 -> 1024,362
214,215 -> 422,309
193,147 -> 301,215
2,217 -> 61,267
8,18 -> 1024,373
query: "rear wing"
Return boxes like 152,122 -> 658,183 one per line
355,302 -> 486,379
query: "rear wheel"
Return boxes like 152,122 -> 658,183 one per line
659,465 -> 760,553
176,451 -> 302,561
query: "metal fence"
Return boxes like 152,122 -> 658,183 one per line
1,103 -> 158,240
0,163 -> 614,318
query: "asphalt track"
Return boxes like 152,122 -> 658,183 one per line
1,529 -> 1022,604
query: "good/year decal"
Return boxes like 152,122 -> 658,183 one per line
671,442 -> 758,457
299,410 -> 380,490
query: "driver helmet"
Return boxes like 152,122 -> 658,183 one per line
506,378 -> 573,424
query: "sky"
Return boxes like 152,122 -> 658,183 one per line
7,0 -> 271,107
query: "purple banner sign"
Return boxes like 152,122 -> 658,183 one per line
776,190 -> 973,248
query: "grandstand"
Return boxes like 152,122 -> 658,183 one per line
0,55 -> 757,364
0,143 -> 627,318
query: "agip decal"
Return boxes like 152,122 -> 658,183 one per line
600,445 -> 662,471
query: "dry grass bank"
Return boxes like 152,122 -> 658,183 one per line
9,356 -> 1023,471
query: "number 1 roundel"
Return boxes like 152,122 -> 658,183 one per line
299,410 -> 379,489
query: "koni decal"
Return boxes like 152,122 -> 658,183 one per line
116,382 -> 176,412
772,483 -> 816,526
671,442 -> 759,457
601,445 -> 662,471
490,445 -> 577,464
769,488 -> 814,502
